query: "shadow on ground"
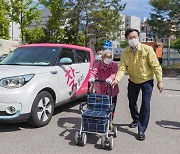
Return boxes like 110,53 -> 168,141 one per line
115,123 -> 137,139
0,122 -> 34,132
164,88 -> 180,92
156,120 -> 180,130
57,117 -> 103,150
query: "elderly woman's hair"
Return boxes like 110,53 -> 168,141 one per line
101,49 -> 112,57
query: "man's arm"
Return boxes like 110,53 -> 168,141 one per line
148,47 -> 162,82
148,47 -> 163,92
112,54 -> 126,86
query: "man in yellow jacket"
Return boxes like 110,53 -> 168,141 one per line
112,28 -> 163,141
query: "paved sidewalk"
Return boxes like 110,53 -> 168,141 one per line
0,75 -> 179,154
112,75 -> 180,153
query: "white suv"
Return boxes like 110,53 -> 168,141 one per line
0,44 -> 94,127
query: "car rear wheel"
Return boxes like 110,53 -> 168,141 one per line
28,91 -> 54,127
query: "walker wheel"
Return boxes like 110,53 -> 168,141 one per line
109,136 -> 114,150
75,131 -> 80,145
101,135 -> 106,149
80,133 -> 87,146
113,126 -> 117,137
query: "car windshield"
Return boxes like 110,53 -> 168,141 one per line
0,46 -> 58,66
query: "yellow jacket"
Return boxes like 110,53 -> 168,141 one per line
115,43 -> 162,84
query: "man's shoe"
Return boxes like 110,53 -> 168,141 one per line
137,131 -> 145,141
129,120 -> 138,128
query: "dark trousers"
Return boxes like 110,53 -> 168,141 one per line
112,95 -> 117,119
128,79 -> 154,132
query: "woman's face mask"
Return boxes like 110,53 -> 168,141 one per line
103,58 -> 112,65
128,38 -> 139,48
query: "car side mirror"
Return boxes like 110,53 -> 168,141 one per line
59,57 -> 73,65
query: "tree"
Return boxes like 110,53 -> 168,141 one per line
120,40 -> 128,48
0,0 -> 10,39
148,0 -> 180,38
91,1 -> 125,49
23,26 -> 45,43
148,0 -> 180,65
64,0 -> 100,46
94,38 -> 104,51
9,0 -> 40,43
171,38 -> 180,53
90,0 -> 125,50
65,0 -> 125,47
64,0 -> 84,45
40,0 -> 66,43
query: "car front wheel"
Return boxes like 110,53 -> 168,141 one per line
29,91 -> 54,127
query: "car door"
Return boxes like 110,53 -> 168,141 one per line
73,49 -> 91,97
56,48 -> 91,102
55,48 -> 76,102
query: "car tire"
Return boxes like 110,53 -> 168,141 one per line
28,91 -> 54,127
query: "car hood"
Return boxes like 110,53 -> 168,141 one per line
0,65 -> 56,79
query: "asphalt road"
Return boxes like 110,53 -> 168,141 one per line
0,75 -> 180,154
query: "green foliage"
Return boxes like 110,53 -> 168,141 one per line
64,0 -> 84,45
0,0 -> 10,39
148,0 -> 180,38
63,29 -> 85,46
77,33 -> 85,46
120,41 -> 128,48
40,0 -> 66,43
95,38 -> 105,51
6,0 -> 125,45
23,26 -> 45,43
171,38 -> 180,53
91,1 -> 125,41
64,0 -> 125,46
9,0 -> 41,43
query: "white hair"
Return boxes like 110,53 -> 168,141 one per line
102,49 -> 112,56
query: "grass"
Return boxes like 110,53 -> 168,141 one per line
163,63 -> 180,69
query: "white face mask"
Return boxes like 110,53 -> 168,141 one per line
128,38 -> 139,47
95,55 -> 102,60
103,58 -> 112,65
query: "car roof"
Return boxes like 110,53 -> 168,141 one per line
20,43 -> 92,52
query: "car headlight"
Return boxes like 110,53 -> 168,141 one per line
0,74 -> 34,88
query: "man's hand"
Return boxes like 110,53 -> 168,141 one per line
157,81 -> 163,93
112,79 -> 118,87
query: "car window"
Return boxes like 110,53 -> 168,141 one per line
59,48 -> 75,63
1,47 -> 58,66
75,50 -> 90,63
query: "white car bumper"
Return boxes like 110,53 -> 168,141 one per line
0,85 -> 36,121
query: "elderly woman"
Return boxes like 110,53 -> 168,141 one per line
89,49 -> 119,124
